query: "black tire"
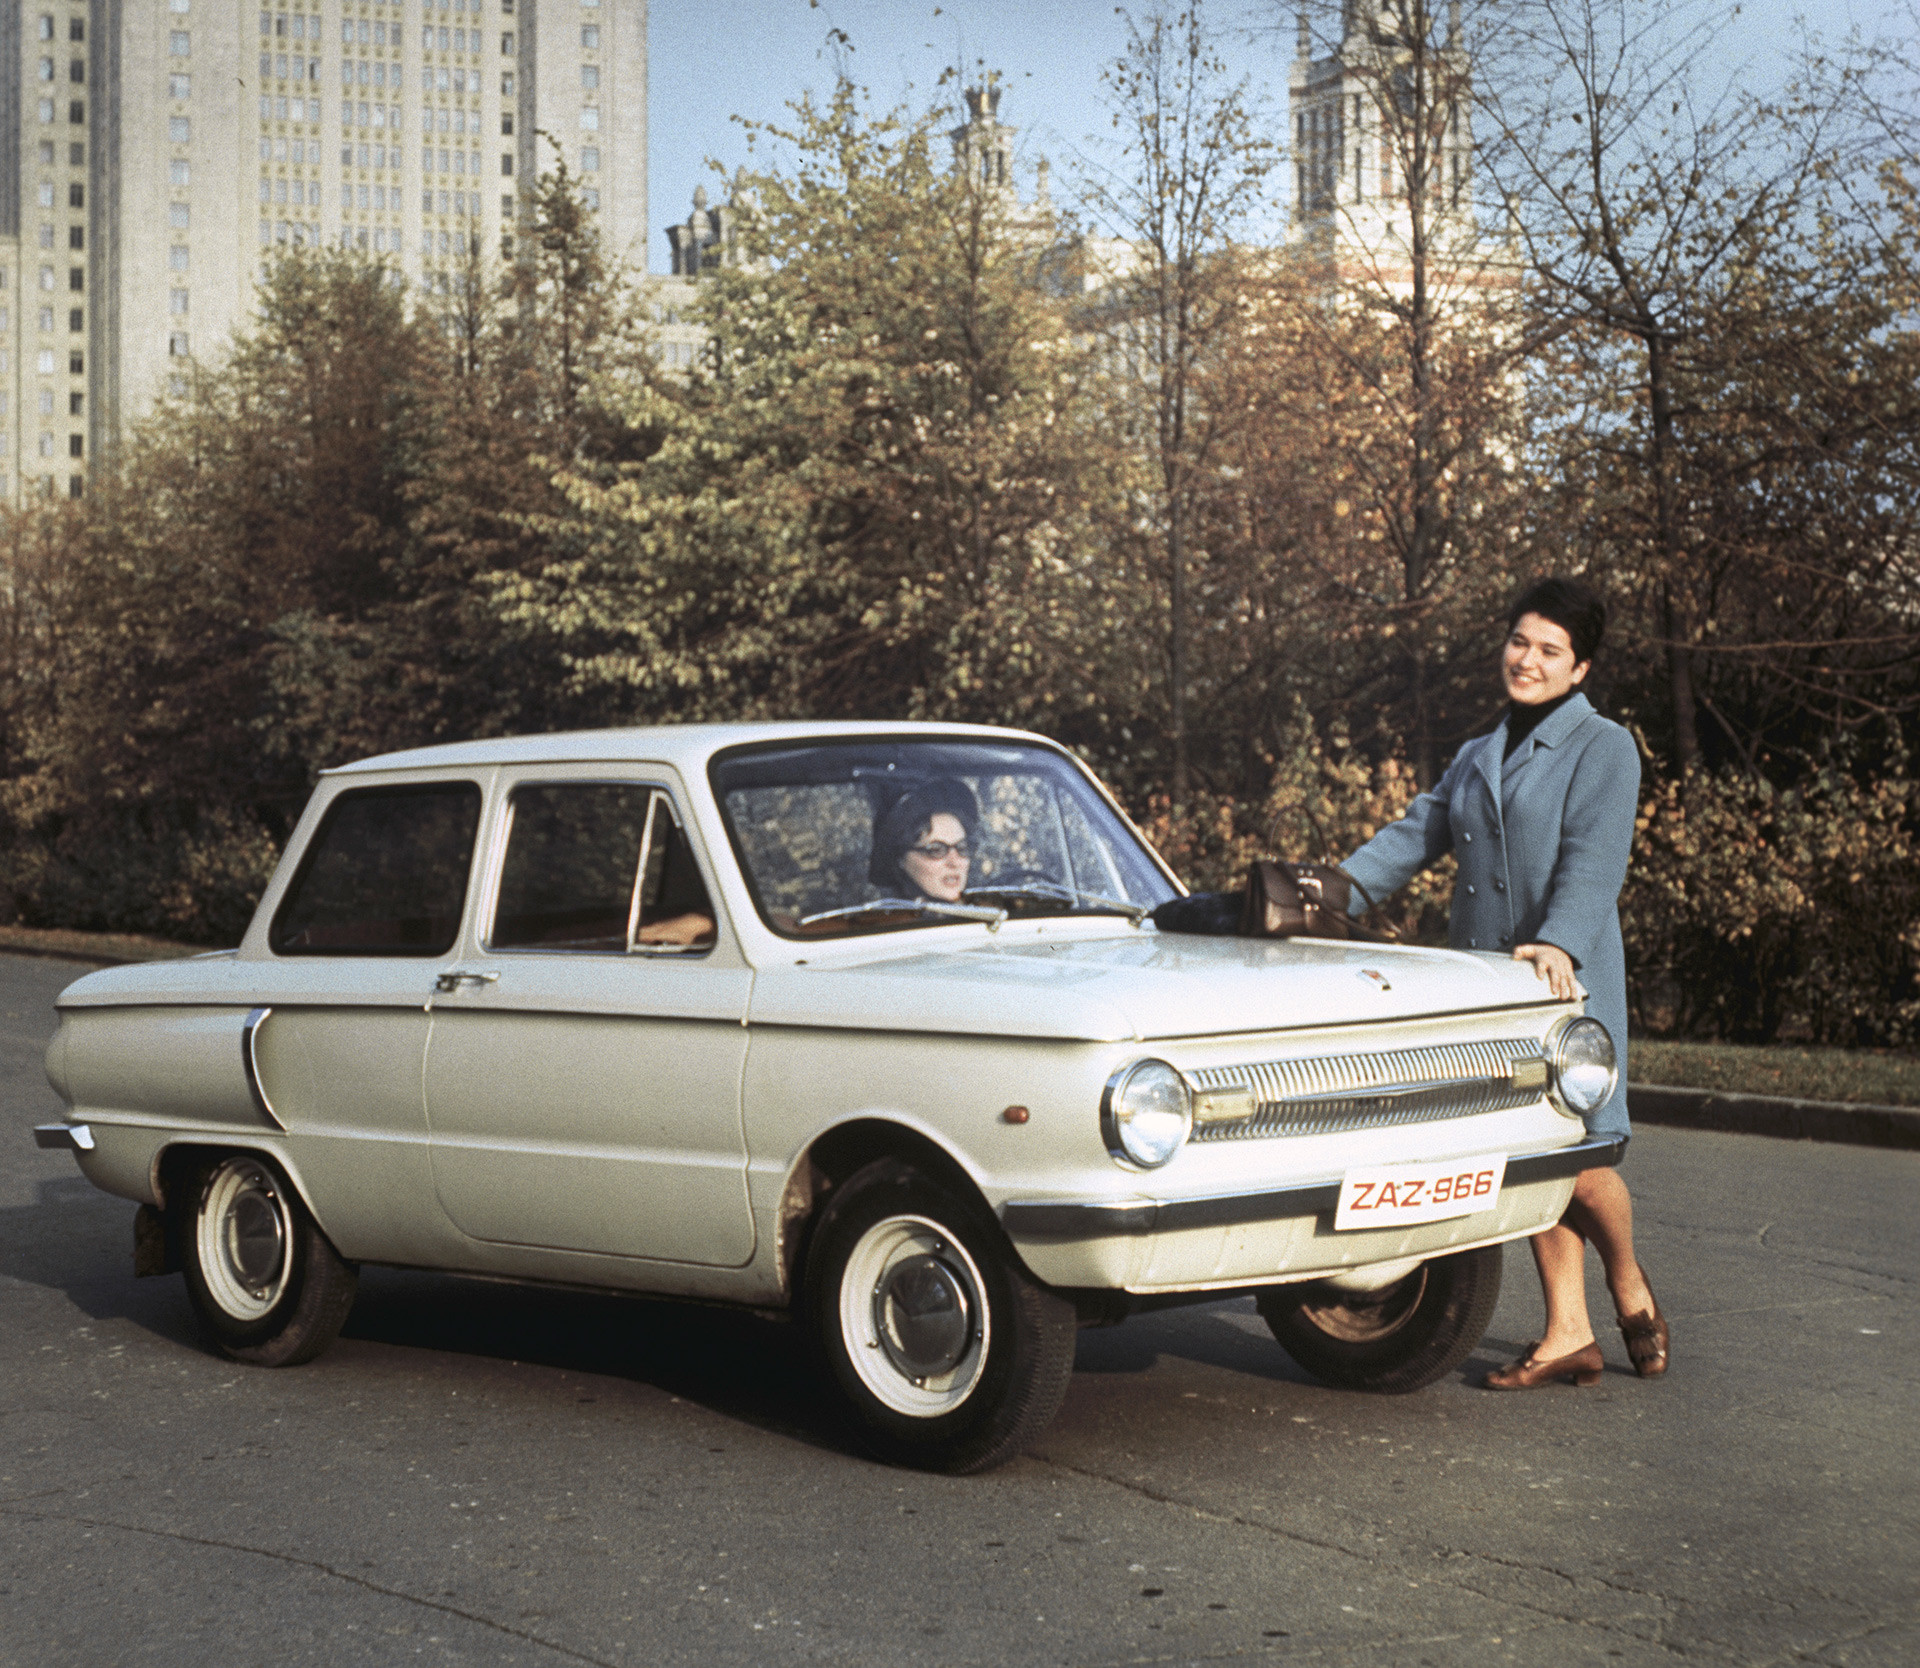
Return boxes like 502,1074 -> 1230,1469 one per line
802,1158 -> 1077,1474
179,1152 -> 359,1367
1257,1243 -> 1503,1393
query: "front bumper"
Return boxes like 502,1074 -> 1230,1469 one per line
1000,1135 -> 1622,1293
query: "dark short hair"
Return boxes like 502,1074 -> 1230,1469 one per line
867,777 -> 981,890
1508,577 -> 1606,665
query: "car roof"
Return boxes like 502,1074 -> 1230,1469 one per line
323,720 -> 1062,776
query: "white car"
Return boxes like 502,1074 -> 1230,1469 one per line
34,723 -> 1620,1472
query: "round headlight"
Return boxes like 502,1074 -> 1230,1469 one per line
1549,1017 -> 1618,1118
1102,1059 -> 1192,1169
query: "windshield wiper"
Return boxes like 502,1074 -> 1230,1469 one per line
962,880 -> 1150,926
797,897 -> 1009,930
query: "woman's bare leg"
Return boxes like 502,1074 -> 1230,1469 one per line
1562,1166 -> 1654,1317
1529,1220 -> 1596,1358
1526,1167 -> 1652,1359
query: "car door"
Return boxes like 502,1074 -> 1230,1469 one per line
249,776 -> 487,1266
422,772 -> 756,1266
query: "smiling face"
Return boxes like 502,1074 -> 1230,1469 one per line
1503,611 -> 1591,706
898,812 -> 972,902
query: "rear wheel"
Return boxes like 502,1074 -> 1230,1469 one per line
1257,1243 -> 1503,1393
802,1159 -> 1076,1473
180,1153 -> 358,1367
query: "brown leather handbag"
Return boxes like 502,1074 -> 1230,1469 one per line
1237,860 -> 1396,943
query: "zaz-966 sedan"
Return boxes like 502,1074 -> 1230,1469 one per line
35,723 -> 1620,1472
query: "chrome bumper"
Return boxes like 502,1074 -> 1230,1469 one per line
1001,1135 -> 1624,1241
33,1122 -> 95,1152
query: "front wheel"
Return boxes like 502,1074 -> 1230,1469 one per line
802,1159 -> 1077,1473
180,1152 -> 359,1367
1257,1243 -> 1503,1393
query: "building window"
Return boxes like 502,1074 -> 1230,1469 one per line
169,246 -> 189,271
69,308 -> 82,332
38,307 -> 54,331
170,289 -> 189,314
37,57 -> 52,81
39,389 -> 54,415
36,16 -> 51,42
68,268 -> 82,291
68,100 -> 84,123
37,100 -> 54,124
169,332 -> 190,356
501,112 -> 513,136
68,225 -> 83,249
37,349 -> 55,373
580,107 -> 598,130
501,193 -> 513,217
580,65 -> 598,89
502,73 -> 514,97
38,434 -> 53,456
68,182 -> 84,207
69,392 -> 83,416
170,159 -> 190,185
68,350 -> 82,374
501,152 -> 514,176
69,16 -> 82,41
69,475 -> 84,499
38,266 -> 53,291
501,32 -> 514,53
170,203 -> 190,229
68,433 -> 82,458
170,31 -> 190,55
583,188 -> 599,211
582,25 -> 599,47
581,147 -> 599,172
170,116 -> 191,141
172,0 -> 189,11
38,224 -> 53,249
69,140 -> 83,165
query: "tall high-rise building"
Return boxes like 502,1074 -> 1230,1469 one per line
0,0 -> 646,502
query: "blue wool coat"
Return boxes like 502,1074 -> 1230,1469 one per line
1340,693 -> 1641,1139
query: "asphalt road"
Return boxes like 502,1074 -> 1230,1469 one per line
1,952 -> 1913,1668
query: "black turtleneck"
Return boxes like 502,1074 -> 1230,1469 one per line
1504,689 -> 1578,760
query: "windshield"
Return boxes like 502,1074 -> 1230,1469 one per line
710,737 -> 1178,939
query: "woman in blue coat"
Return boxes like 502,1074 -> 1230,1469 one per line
1342,578 -> 1670,1389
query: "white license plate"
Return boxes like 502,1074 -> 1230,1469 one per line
1334,1154 -> 1508,1231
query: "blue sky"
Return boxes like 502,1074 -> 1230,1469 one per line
644,0 -> 1895,272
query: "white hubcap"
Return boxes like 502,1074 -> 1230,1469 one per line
197,1158 -> 292,1321
839,1215 -> 989,1417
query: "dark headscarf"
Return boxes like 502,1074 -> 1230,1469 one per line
868,778 -> 981,893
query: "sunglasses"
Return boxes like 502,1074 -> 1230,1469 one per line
908,840 -> 972,861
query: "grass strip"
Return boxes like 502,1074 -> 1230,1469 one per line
1631,1039 -> 1920,1109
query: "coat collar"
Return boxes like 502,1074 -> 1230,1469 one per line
1474,691 -> 1596,802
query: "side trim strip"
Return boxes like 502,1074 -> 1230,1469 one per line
1001,1136 -> 1625,1240
33,1122 -> 95,1152
241,1006 -> 287,1132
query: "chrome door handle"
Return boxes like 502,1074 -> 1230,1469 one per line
434,970 -> 501,993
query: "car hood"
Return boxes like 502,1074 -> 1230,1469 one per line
746,929 -> 1569,1042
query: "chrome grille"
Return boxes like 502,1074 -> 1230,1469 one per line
1188,1038 -> 1546,1140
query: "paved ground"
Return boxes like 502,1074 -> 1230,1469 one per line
1,952 -> 1913,1667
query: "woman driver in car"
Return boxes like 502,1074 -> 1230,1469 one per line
869,779 -> 981,903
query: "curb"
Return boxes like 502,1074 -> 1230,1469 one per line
1629,1083 -> 1920,1151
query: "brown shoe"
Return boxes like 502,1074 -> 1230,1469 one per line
1617,1268 -> 1670,1378
1483,1341 -> 1604,1390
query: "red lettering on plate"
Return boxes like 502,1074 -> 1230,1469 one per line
1376,1182 -> 1399,1208
1351,1182 -> 1375,1210
1473,1169 -> 1494,1197
1432,1176 -> 1452,1204
1400,1179 -> 1427,1207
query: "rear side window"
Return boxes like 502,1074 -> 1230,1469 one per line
489,782 -> 716,953
270,782 -> 482,955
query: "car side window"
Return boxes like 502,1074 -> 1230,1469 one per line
270,782 -> 483,956
489,783 -> 717,954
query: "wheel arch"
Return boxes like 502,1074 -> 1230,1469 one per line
152,1139 -> 343,1259
773,1117 -> 1002,1306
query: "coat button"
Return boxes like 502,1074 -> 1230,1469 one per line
1462,832 -> 1472,844
1493,878 -> 1506,893
1469,937 -> 1479,948
1466,884 -> 1476,896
